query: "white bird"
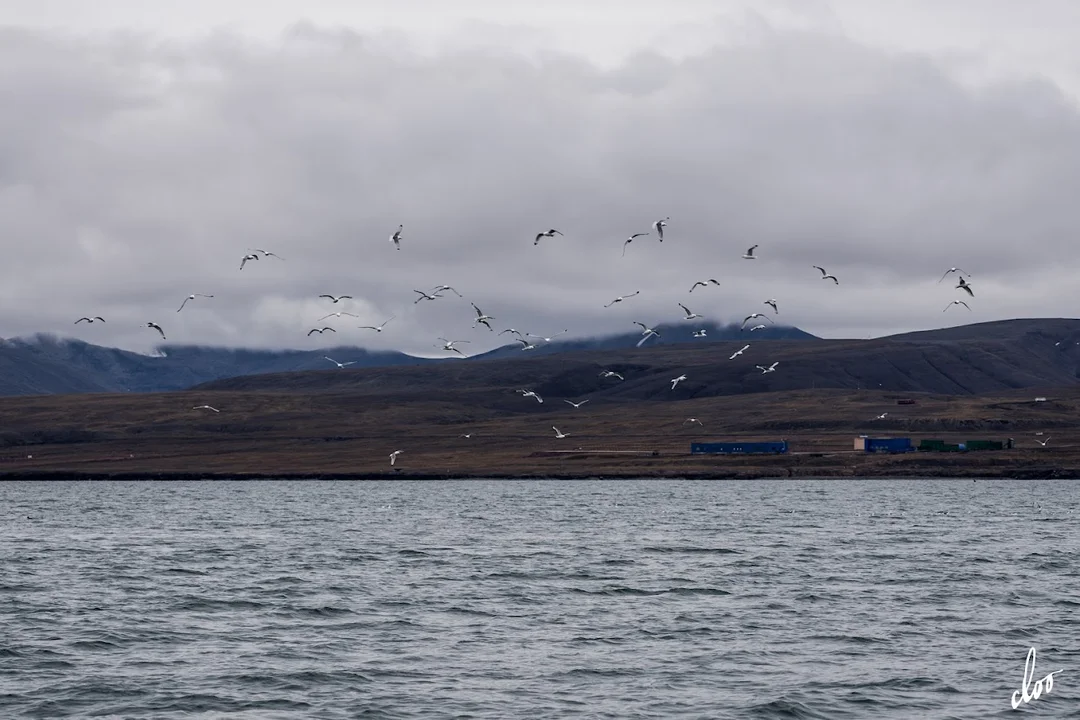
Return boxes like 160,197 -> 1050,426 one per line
319,311 -> 360,321
249,248 -> 285,260
177,294 -> 214,312
729,344 -> 750,359
534,228 -> 563,246
499,328 -> 524,337
564,399 -> 590,408
527,330 -> 567,343
146,322 -> 166,340
192,405 -> 220,413
689,279 -> 720,292
307,327 -> 336,336
678,303 -> 702,320
764,299 -> 778,314
692,329 -> 707,338
748,324 -> 768,332
938,267 -> 971,283
323,356 -> 356,369
239,253 -> 259,270
472,303 -> 495,330
74,316 -> 105,324
516,338 -> 539,351
430,285 -> 463,297
653,217 -> 669,241
389,449 -> 403,465
670,374 -> 687,390
756,362 -> 779,373
390,224 -> 403,249
358,316 -> 395,332
459,433 -> 474,438
552,426 -> 570,439
742,313 -> 773,329
319,294 -> 353,304
943,300 -> 971,312
633,322 -> 661,347
413,289 -> 441,303
622,233 -> 648,256
518,389 -> 543,403
742,244 -> 759,259
438,338 -> 470,355
1035,436 -> 1051,447
599,370 -> 624,380
813,266 -> 839,284
605,291 -> 640,308
956,277 -> 974,297
872,412 -> 888,420
683,417 -> 704,426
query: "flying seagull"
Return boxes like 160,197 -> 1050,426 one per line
599,370 -> 624,380
438,338 -> 470,355
358,316 -> 395,332
742,245 -> 759,259
956,277 -> 974,297
938,267 -> 971,283
622,232 -> 648,256
690,279 -> 720,292
517,389 -> 544,403
74,316 -> 105,324
943,300 -> 971,312
1035,436 -> 1051,447
527,330 -> 568,343
323,356 -> 356,369
605,291 -> 640,308
307,327 -> 336,336
730,344 -> 750,359
872,412 -> 888,420
146,322 -> 166,340
670,374 -> 687,390
683,418 -> 704,427
319,294 -> 353,304
756,362 -> 779,374
764,299 -> 778,314
534,229 -> 563,245
692,329 -> 707,338
516,338 -> 540,351
389,449 -> 403,465
319,311 -> 360,321
564,399 -> 590,408
678,303 -> 702,320
499,328 -> 524,337
813,266 -> 839,284
742,313 -> 773,329
249,248 -> 285,260
192,405 -> 220,413
653,217 -> 669,241
633,322 -> 661,347
240,253 -> 259,270
430,285 -> 463,297
471,303 -> 495,330
459,433 -> 474,439
748,324 -> 768,332
552,426 -> 570,439
177,294 -> 214,312
413,289 -> 442,303
390,224 -> 403,250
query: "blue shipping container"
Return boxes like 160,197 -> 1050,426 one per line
864,437 -> 913,453
691,441 -> 788,455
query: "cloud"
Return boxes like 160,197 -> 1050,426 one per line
1,20 -> 1079,355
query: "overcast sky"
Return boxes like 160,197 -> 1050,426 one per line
2,1 -> 1080,356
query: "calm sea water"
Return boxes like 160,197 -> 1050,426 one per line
1,478 -> 1077,719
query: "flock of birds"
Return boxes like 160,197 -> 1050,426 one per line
70,223 -> 994,467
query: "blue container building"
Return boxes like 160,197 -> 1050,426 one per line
691,441 -> 788,455
856,437 -> 914,454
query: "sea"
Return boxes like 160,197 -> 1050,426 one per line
1,478 -> 1077,719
